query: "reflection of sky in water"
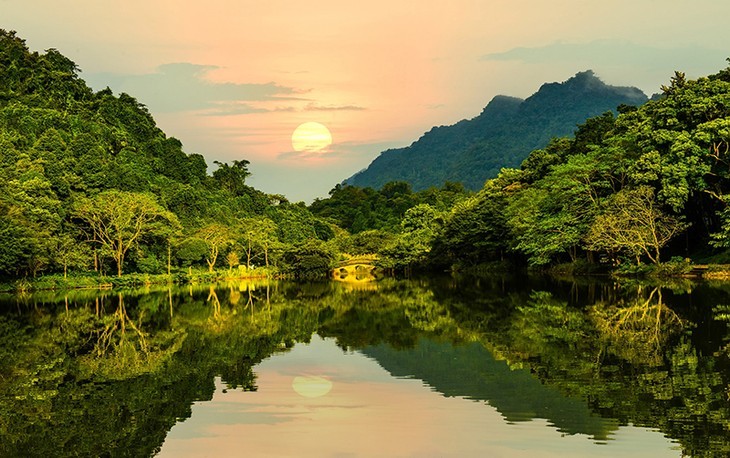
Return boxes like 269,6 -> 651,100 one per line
158,335 -> 680,457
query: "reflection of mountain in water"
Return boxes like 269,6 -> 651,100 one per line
361,337 -> 618,441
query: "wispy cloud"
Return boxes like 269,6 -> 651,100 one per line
199,102 -> 298,117
85,62 -> 368,117
200,101 -> 367,117
481,40 -> 728,71
304,102 -> 366,112
85,62 -> 303,113
277,140 -> 404,162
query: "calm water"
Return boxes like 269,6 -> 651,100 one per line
0,275 -> 728,457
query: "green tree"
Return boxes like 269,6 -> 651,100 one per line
74,190 -> 178,276
432,168 -> 518,266
54,233 -> 90,278
585,186 -> 688,264
237,217 -> 279,269
3,155 -> 62,276
281,239 -> 336,278
174,237 -> 209,267
195,223 -> 236,272
507,151 -> 609,264
226,251 -> 240,274
212,160 -> 251,196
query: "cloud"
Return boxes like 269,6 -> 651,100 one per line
303,102 -> 366,112
85,62 -> 303,113
277,149 -> 325,161
276,140 -> 404,162
198,102 -> 271,116
199,102 -> 298,117
200,102 -> 365,116
481,40 -> 728,71
85,63 -> 367,116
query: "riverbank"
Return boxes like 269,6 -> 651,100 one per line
452,258 -> 730,282
7,259 -> 730,293
0,267 -> 280,293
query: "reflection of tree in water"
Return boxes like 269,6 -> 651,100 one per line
95,293 -> 148,356
206,281 -> 275,330
2,277 -> 729,457
591,286 -> 684,366
80,293 -> 185,380
207,285 -> 222,321
454,283 -> 729,457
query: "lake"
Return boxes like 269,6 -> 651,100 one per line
0,274 -> 728,457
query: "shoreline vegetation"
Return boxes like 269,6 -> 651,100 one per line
0,267 -> 279,293
3,30 -> 730,290
7,258 -> 730,294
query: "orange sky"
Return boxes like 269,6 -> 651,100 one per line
4,1 -> 729,201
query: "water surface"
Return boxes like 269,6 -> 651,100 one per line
159,335 -> 679,457
0,275 -> 727,456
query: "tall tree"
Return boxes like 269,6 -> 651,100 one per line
74,190 -> 178,276
195,223 -> 235,272
585,186 -> 687,264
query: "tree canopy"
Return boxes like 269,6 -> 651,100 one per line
0,30 -> 338,279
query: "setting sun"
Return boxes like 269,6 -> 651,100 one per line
292,375 -> 333,398
291,122 -> 333,153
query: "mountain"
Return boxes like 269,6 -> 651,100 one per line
346,71 -> 648,191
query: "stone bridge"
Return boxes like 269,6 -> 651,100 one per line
333,255 -> 378,281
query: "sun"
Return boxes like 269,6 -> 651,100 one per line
292,375 -> 333,398
291,122 -> 332,153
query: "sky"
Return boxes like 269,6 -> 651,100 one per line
3,1 -> 730,202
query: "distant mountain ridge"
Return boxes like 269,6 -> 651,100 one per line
346,71 -> 648,190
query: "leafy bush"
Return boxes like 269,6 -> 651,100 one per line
280,240 -> 336,278
649,257 -> 693,277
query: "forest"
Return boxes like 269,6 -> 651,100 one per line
312,62 -> 730,274
2,28 -> 730,286
0,29 -> 342,284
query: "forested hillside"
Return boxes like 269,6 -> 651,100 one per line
0,30 -> 334,280
430,64 -> 730,269
312,63 -> 730,273
4,27 -> 729,281
347,71 -> 648,190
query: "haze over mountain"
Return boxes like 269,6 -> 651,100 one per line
346,71 -> 648,191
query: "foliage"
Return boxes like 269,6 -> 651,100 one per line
195,223 -> 235,272
309,181 -> 469,235
0,30 -> 338,281
347,71 -> 647,191
429,62 -> 730,270
3,28 -> 730,280
280,240 -> 337,278
585,186 -> 688,264
74,190 -> 180,276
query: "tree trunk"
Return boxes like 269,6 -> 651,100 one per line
246,239 -> 252,269
568,246 -> 577,262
